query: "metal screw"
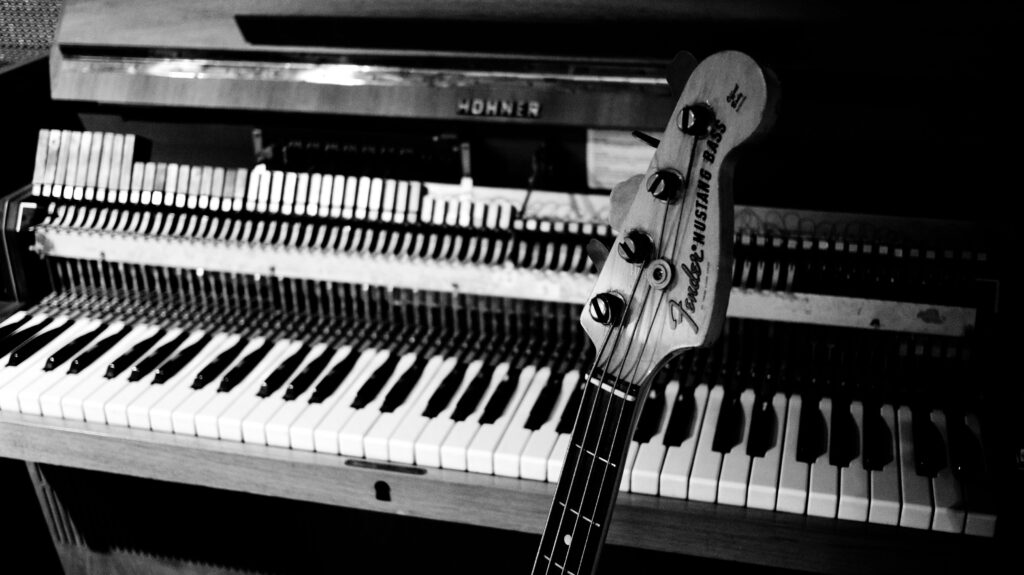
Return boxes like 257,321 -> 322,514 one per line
617,229 -> 653,265
589,292 -> 625,326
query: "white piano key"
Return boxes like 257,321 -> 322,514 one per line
467,365 -> 538,475
717,388 -> 757,506
240,342 -> 331,444
807,397 -> 839,518
837,400 -> 870,522
747,392 -> 787,510
16,321 -> 123,416
362,355 -> 446,461
929,410 -> 966,533
545,434 -> 570,482
58,325 -> 160,421
688,385 -> 725,502
776,394 -> 809,514
211,340 -> 303,441
659,383 -> 710,499
440,363 -> 509,471
628,382 -> 679,494
414,360 -> 486,468
101,328 -> 195,427
493,367 -> 551,478
171,337 -> 268,436
337,352 -> 420,457
897,405 -> 933,529
312,349 -> 392,454
386,357 -> 460,464
0,318 -> 96,411
145,334 -> 238,432
962,413 -> 997,537
288,348 -> 379,452
868,404 -> 901,526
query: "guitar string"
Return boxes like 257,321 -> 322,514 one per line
541,268 -> 645,575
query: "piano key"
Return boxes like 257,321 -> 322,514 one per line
688,384 -> 725,502
151,332 -> 215,384
440,363 -> 509,471
282,344 -> 337,401
837,400 -> 869,522
0,319 -> 99,412
807,397 -> 839,518
256,343 -> 312,397
776,394 -> 810,514
867,404 -> 901,525
102,329 -> 198,426
241,342 -> 332,444
146,334 -> 239,432
929,410 -> 966,533
659,383 -> 710,499
630,381 -> 680,495
128,333 -> 231,430
192,337 -> 249,389
57,325 -> 161,420
493,367 -> 552,478
912,405 -> 947,478
7,317 -> 77,367
468,366 -> 537,475
961,413 -> 997,537
897,405 -> 933,529
348,352 -> 402,409
171,337 -> 271,436
363,355 -> 447,461
214,340 -> 305,441
413,360 -> 486,467
337,352 -> 421,457
746,392 -> 788,510
0,314 -> 57,361
105,328 -> 167,379
311,350 -> 393,454
717,388 -> 756,506
0,310 -> 31,342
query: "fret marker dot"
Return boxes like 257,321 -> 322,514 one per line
563,534 -> 572,545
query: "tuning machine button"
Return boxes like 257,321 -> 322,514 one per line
589,292 -> 625,326
678,103 -> 715,137
617,229 -> 653,266
647,169 -> 683,203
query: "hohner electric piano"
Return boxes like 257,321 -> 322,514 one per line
0,1 -> 1017,573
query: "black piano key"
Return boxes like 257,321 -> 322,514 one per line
478,368 -> 520,425
422,362 -> 467,417
379,357 -> 428,413
7,320 -> 75,367
555,380 -> 586,434
0,316 -> 52,358
796,397 -> 828,464
829,400 -> 860,468
127,330 -> 191,382
450,364 -> 495,422
257,344 -> 311,397
218,340 -> 275,392
912,407 -> 947,477
106,329 -> 167,379
44,322 -> 108,372
282,346 -> 335,400
662,386 -> 697,447
711,391 -> 745,454
192,337 -> 249,389
947,412 -> 984,478
861,405 -> 894,471
307,349 -> 361,403
0,314 -> 32,343
68,325 -> 132,374
350,353 -> 401,409
745,395 -> 775,457
524,373 -> 563,431
151,332 -> 214,384
632,386 -> 665,443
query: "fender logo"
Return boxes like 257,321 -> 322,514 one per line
457,98 -> 542,118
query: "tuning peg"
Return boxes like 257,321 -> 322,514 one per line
647,169 -> 683,203
678,104 -> 715,138
617,229 -> 653,265
586,238 -> 610,273
589,292 -> 625,326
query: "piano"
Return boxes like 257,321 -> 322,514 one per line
0,1 -> 1017,573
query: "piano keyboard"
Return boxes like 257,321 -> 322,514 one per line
0,288 -> 997,537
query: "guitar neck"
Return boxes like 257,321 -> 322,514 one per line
532,367 -> 651,575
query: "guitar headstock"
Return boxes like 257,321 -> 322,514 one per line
581,51 -> 778,385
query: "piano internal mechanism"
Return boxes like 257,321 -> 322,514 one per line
0,1 -> 1015,574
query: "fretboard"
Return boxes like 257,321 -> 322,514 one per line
531,369 -> 647,575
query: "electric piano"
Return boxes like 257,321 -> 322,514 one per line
0,1 -> 1017,573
